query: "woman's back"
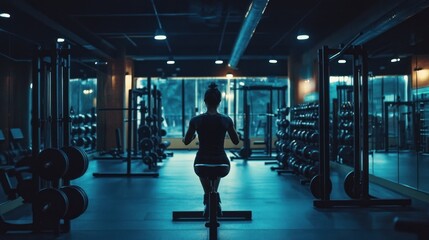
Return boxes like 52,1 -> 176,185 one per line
191,113 -> 232,156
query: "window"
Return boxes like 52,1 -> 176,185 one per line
136,77 -> 288,139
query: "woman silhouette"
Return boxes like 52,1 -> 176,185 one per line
182,82 -> 240,215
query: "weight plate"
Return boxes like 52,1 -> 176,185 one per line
138,125 -> 152,138
34,188 -> 69,220
37,148 -> 69,181
344,171 -> 361,199
143,155 -> 153,165
60,185 -> 89,220
310,175 -> 332,199
62,146 -> 89,180
141,138 -> 154,151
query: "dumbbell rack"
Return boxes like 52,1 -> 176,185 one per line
272,107 -> 291,172
147,85 -> 172,164
284,103 -> 321,189
336,102 -> 354,165
313,45 -> 411,208
70,111 -> 97,152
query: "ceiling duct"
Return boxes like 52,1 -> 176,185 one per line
353,0 -> 429,45
228,0 -> 270,69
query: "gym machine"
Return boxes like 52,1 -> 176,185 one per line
230,85 -> 287,160
92,81 -> 159,177
0,128 -> 32,165
0,44 -> 89,233
93,77 -> 170,177
313,45 -> 411,207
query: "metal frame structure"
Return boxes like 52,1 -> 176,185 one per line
230,85 -> 287,160
0,44 -> 73,233
314,45 -> 412,208
383,101 -> 415,151
93,78 -> 159,177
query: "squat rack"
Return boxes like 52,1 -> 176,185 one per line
230,85 -> 287,160
0,44 -> 73,233
314,45 -> 411,208
93,77 -> 159,177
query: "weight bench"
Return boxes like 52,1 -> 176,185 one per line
172,164 -> 252,239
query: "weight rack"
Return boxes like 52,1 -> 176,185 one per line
0,44 -> 89,233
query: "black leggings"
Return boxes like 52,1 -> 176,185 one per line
194,152 -> 230,194
194,152 -> 230,165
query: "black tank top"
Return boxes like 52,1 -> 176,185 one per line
190,113 -> 233,157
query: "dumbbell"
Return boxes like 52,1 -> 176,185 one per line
280,119 -> 290,128
84,114 -> 92,124
84,136 -> 92,148
76,137 -> 88,147
84,126 -> 91,135
159,141 -> 171,151
77,127 -> 85,135
71,127 -> 78,136
344,134 -> 353,145
91,124 -> 97,134
76,114 -> 85,124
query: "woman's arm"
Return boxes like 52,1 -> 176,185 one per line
227,124 -> 240,145
182,124 -> 196,145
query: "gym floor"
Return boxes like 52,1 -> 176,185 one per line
3,150 -> 428,240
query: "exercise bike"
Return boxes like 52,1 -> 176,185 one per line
173,163 -> 252,239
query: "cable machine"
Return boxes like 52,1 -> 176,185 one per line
230,85 -> 287,160
313,45 -> 411,208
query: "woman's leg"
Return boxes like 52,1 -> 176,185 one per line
213,178 -> 221,192
199,177 -> 211,193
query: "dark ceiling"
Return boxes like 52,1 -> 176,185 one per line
0,0 -> 428,78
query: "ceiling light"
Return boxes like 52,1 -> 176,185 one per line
166,58 -> 175,64
215,59 -> 223,64
154,28 -> 167,40
391,58 -> 400,63
95,61 -> 108,65
57,38 -> 65,43
226,73 -> 233,79
338,59 -> 346,64
269,59 -> 277,64
297,34 -> 309,40
0,13 -> 10,18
